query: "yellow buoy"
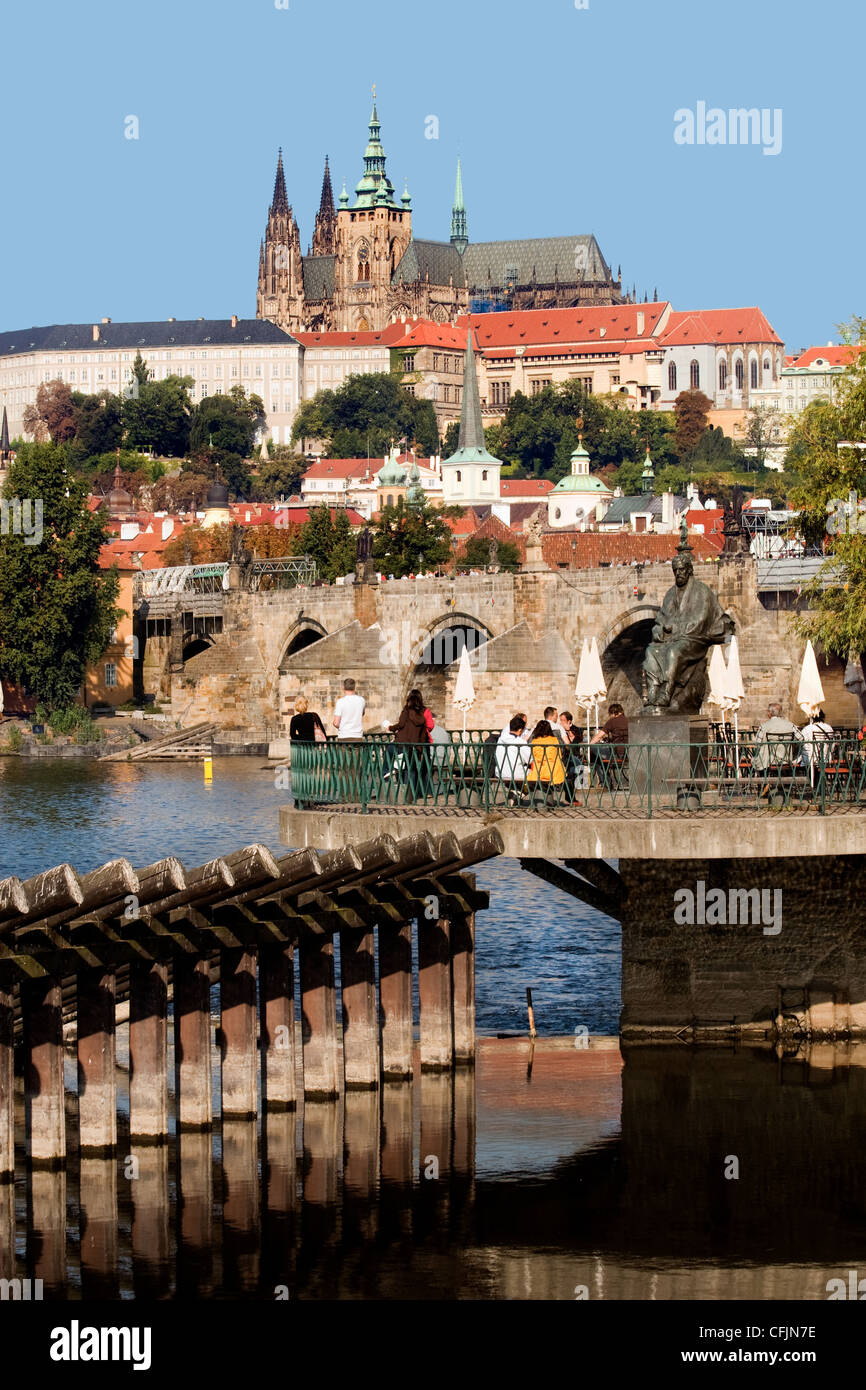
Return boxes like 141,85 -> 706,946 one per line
203,756 -> 213,782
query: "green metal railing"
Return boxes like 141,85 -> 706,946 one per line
291,734 -> 866,816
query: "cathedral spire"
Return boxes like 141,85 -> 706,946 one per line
0,406 -> 10,458
354,88 -> 397,208
450,158 -> 468,255
271,148 -> 289,215
318,155 -> 335,218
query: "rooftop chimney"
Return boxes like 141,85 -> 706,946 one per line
636,311 -> 645,335
168,317 -> 176,323
231,314 -> 238,328
101,316 -> 111,324
92,324 -> 100,342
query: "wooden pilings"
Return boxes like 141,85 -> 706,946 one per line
1,831 -> 499,1188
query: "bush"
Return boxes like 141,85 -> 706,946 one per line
5,726 -> 23,752
45,706 -> 103,743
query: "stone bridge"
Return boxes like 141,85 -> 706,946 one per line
138,558 -> 859,734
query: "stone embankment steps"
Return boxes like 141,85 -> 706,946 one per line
99,721 -> 217,762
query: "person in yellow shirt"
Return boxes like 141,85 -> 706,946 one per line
525,719 -> 575,804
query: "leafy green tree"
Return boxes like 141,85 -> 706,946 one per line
461,535 -> 521,573
372,498 -> 452,577
493,381 -> 676,478
0,443 -> 119,709
184,445 -> 252,499
297,505 -> 357,582
740,404 -> 784,471
123,367 -> 194,456
292,372 -> 438,458
252,453 -> 308,501
189,386 -> 265,458
72,391 -> 123,456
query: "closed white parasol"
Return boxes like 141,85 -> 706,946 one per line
588,636 -> 607,731
575,639 -> 595,742
797,640 -> 825,718
453,644 -> 476,737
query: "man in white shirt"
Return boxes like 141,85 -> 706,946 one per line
496,715 -> 532,783
333,678 -> 366,740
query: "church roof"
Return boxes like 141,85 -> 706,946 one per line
302,256 -> 336,301
659,307 -> 782,347
0,320 -> 299,355
392,239 -> 466,289
443,329 -> 502,470
462,236 -> 613,290
552,472 -> 610,494
601,494 -> 688,525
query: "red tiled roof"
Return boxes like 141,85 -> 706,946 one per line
272,506 -> 366,526
686,508 -> 724,551
458,303 -> 671,353
303,458 -> 377,481
499,478 -> 554,496
294,330 -> 392,347
660,307 -> 782,347
541,531 -> 721,568
788,344 -> 864,369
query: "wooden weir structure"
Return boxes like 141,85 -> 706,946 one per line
0,828 -> 502,1174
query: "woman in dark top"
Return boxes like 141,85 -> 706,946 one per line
392,689 -> 431,802
289,696 -> 326,742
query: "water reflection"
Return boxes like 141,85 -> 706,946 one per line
4,1040 -> 866,1299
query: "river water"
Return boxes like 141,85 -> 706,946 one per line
2,757 -> 864,1302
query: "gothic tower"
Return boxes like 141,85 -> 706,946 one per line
256,148 -> 305,333
450,158 -> 468,255
332,92 -> 413,331
312,155 -> 337,257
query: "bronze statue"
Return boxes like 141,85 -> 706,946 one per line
356,526 -> 373,563
642,521 -> 732,713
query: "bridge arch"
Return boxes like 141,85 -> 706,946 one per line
182,635 -> 213,663
599,605 -> 660,714
405,612 -> 496,716
278,618 -> 329,668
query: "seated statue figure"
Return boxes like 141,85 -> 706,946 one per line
642,531 -> 732,713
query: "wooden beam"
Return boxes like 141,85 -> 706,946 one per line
220,948 -> 258,1120
260,943 -> 297,1111
173,955 -> 212,1131
563,857 -> 626,903
418,913 -> 454,1072
340,921 -> 379,1089
22,974 -> 66,1168
77,966 -> 117,1155
298,928 -> 339,1099
450,907 -> 476,1065
0,982 -> 13,1180
379,917 -> 413,1081
519,857 -> 623,919
129,961 -> 169,1144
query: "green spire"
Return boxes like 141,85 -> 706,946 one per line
450,158 -> 468,254
354,86 -> 398,209
339,179 -> 349,209
406,460 -> 425,508
443,330 -> 502,468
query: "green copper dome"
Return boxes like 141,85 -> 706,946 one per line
378,454 -> 406,486
551,472 -> 609,493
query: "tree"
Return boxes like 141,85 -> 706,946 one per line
673,390 -> 713,462
292,372 -> 438,458
297,505 -> 357,583
0,443 -> 119,709
72,391 -> 124,456
189,387 -> 265,458
185,445 -> 252,499
151,471 -> 213,514
442,421 -> 460,457
23,380 -> 78,443
123,367 -> 194,456
789,318 -> 866,673
251,453 -> 307,501
372,498 -> 452,577
740,404 -> 784,470
461,535 -> 521,573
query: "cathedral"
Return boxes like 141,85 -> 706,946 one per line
256,95 -> 625,335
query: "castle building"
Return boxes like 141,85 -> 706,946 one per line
256,94 -> 624,337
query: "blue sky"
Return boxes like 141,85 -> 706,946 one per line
1,0 -> 861,350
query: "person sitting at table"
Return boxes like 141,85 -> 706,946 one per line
496,714 -> 532,803
525,719 -> 576,804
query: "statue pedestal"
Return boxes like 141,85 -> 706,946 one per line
629,715 -> 709,807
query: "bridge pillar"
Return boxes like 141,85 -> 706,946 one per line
619,854 -> 866,1041
22,975 -> 66,1168
0,980 -> 13,1181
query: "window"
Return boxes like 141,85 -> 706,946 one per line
405,384 -> 415,396
763,357 -> 771,377
482,470 -> 488,481
443,385 -> 450,404
456,470 -> 462,483
443,356 -> 450,372
105,663 -> 117,688
432,354 -> 439,370
403,354 -> 415,372
718,361 -> 727,391
735,359 -> 744,390
750,360 -> 758,389
668,362 -> 677,391
689,360 -> 700,389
